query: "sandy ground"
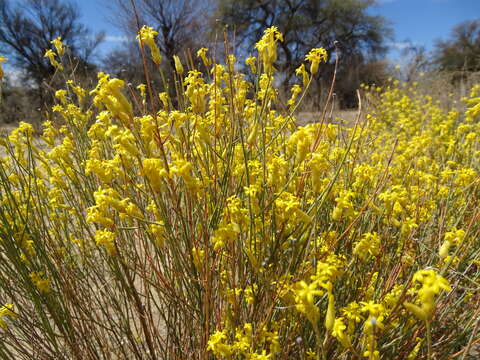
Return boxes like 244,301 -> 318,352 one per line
297,109 -> 358,126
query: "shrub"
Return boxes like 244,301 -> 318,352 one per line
0,27 -> 479,359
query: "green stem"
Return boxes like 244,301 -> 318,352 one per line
426,320 -> 432,360
313,323 -> 326,360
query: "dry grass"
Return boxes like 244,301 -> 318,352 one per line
297,110 -> 358,126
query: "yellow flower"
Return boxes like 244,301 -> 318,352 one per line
66,80 -> 87,103
137,26 -> 162,65
306,349 -> 316,359
332,190 -> 355,221
245,284 -> 258,305
173,55 -> 184,75
439,228 -> 465,259
363,349 -> 380,360
332,317 -> 351,348
407,338 -> 423,360
55,89 -> 68,104
255,26 -> 283,73
295,63 -> 309,86
197,47 -> 211,67
137,83 -> 146,101
250,350 -> 272,360
170,158 -> 201,191
325,287 -> 335,331
233,323 -> 252,353
29,272 -> 51,293
293,280 -> 323,325
287,84 -> 302,107
360,301 -> 385,319
0,55 -> 6,79
305,48 -> 327,75
51,36 -> 65,56
94,229 -> 117,255
191,247 -> 204,270
149,223 -> 166,247
207,330 -> 232,357
353,232 -> 381,260
275,192 -> 311,227
246,56 -> 257,73
0,304 -> 18,329
404,269 -> 451,321
44,49 -> 63,70
342,302 -> 363,324
90,73 -> 133,122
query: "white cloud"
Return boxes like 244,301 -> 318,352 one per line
104,35 -> 130,43
3,66 -> 29,87
389,41 -> 411,50
388,41 -> 423,51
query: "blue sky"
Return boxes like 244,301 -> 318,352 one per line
76,0 -> 480,59
372,0 -> 480,55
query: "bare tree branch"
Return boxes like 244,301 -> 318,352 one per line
0,0 -> 104,85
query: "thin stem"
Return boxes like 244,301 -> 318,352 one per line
426,320 -> 432,360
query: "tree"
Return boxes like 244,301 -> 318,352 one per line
215,0 -> 391,107
215,0 -> 391,77
434,19 -> 480,73
110,0 -> 209,71
0,0 -> 104,87
399,41 -> 431,82
102,43 -> 145,85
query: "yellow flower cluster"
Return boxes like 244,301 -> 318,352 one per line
90,73 -> 132,124
404,269 -> 451,321
0,304 -> 18,329
293,254 -> 345,328
439,228 -> 465,260
44,38 -> 65,70
0,26 -> 478,359
353,232 -> 381,261
207,323 -> 279,359
137,26 -> 162,65
255,26 -> 283,73
51,36 -> 65,56
94,229 -> 117,256
29,272 -> 51,293
305,48 -> 328,74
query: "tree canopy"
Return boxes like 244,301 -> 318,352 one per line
434,19 -> 480,73
0,0 -> 104,85
215,0 -> 392,80
110,0 -> 208,70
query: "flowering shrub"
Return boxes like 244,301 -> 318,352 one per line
0,27 -> 479,359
